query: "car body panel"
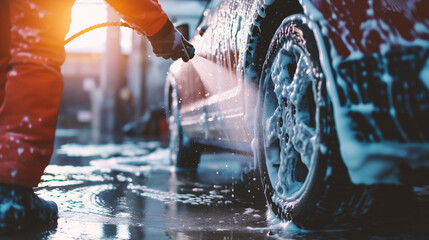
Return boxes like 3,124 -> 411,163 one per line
304,0 -> 429,60
176,0 -> 261,143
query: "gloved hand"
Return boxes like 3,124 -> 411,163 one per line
147,20 -> 195,62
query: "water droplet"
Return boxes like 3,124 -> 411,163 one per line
17,148 -> 24,155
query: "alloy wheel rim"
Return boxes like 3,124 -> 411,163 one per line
262,40 -> 318,201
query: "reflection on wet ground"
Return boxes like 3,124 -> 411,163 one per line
5,129 -> 429,239
34,129 -> 271,239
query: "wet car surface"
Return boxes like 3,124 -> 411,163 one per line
3,129 -> 426,239
166,0 -> 429,229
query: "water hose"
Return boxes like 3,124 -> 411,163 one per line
64,21 -> 136,45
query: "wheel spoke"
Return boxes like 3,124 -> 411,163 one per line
264,109 -> 281,164
265,110 -> 280,146
292,123 -> 316,168
276,144 -> 301,198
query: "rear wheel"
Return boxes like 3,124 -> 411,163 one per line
168,84 -> 201,168
256,19 -> 414,229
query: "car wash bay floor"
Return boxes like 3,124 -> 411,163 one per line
5,128 -> 429,240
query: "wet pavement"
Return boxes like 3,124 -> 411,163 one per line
4,128 -> 429,239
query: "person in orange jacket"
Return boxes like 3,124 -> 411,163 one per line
0,0 -> 194,233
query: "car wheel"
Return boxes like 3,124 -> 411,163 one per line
168,84 -> 201,168
256,19 -> 415,229
256,18 -> 332,228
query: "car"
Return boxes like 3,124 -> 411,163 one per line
165,0 -> 429,229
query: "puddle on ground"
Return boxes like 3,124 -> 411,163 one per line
13,130 -> 425,240
30,131 -> 271,239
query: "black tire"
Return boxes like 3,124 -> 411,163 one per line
167,84 -> 201,168
255,19 -> 415,229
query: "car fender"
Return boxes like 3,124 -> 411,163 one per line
300,0 -> 429,184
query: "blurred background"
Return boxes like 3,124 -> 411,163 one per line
59,0 -> 206,140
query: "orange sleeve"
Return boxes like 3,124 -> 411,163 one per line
105,0 -> 169,36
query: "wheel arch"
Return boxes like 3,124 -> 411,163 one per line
243,0 -> 303,84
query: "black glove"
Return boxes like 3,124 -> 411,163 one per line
147,20 -> 195,62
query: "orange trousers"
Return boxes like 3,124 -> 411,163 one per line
0,0 -> 75,187
0,0 -> 168,187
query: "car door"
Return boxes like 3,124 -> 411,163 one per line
185,0 -> 230,142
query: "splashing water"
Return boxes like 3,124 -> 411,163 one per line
189,55 -> 227,94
